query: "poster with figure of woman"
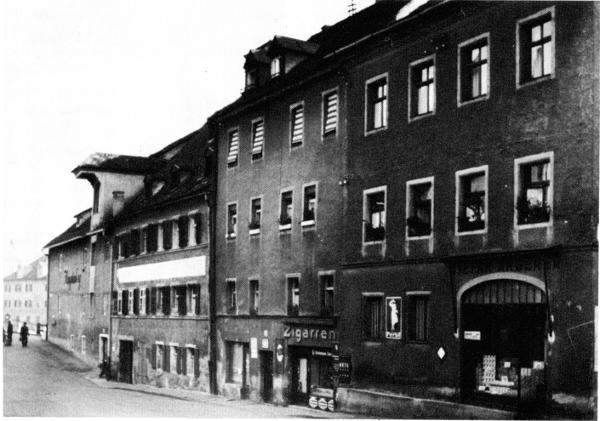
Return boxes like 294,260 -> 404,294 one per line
385,297 -> 402,339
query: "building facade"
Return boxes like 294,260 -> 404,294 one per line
109,127 -> 214,391
3,256 -> 48,332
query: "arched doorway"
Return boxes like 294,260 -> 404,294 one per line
459,276 -> 547,408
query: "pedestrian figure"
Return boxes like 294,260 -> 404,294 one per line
6,320 -> 13,346
20,322 -> 29,347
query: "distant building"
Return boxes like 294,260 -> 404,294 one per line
3,256 -> 48,331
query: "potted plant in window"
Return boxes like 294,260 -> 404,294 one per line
517,197 -> 551,224
458,194 -> 485,231
406,216 -> 430,237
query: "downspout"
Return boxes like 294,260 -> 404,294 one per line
45,251 -> 50,342
108,235 -> 115,379
208,124 -> 219,395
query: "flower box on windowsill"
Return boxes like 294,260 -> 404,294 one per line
301,220 -> 315,228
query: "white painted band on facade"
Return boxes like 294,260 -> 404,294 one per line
117,256 -> 206,283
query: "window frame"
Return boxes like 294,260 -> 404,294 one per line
516,7 -> 556,89
286,274 -> 301,316
321,87 -> 339,138
279,188 -> 294,232
457,33 -> 491,107
248,195 -> 263,236
270,56 -> 282,78
289,101 -> 305,150
249,279 -> 260,315
362,185 -> 387,246
301,182 -> 318,228
455,165 -> 489,236
514,151 -> 554,230
406,291 -> 431,343
226,128 -> 240,169
406,176 -> 435,241
362,292 -> 384,342
226,201 -> 238,240
408,55 -> 436,122
364,73 -> 389,136
318,270 -> 335,317
226,278 -> 237,315
251,117 -> 265,162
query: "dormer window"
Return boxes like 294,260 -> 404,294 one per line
270,57 -> 282,78
245,70 -> 257,90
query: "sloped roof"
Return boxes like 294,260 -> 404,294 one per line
4,256 -> 48,282
268,36 -> 319,55
43,212 -> 91,250
72,153 -> 165,175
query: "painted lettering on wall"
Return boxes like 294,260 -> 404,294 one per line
283,326 -> 338,343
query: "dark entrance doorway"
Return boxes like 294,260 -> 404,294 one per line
260,351 -> 273,403
289,347 -> 334,405
100,336 -> 108,362
460,279 -> 546,409
119,340 -> 133,384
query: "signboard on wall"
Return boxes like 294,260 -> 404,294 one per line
385,297 -> 402,339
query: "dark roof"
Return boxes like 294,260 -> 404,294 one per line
43,212 -> 91,250
268,36 -> 319,55
72,153 -> 165,175
111,124 -> 212,223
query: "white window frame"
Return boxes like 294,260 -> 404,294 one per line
301,182 -> 318,228
514,151 -> 554,230
249,278 -> 260,315
226,127 -> 240,169
408,55 -> 436,122
364,73 -> 389,136
169,343 -> 178,374
249,195 -> 263,236
362,185 -> 387,246
289,101 -> 305,150
81,335 -> 86,354
406,176 -> 435,241
226,278 -> 238,315
185,344 -> 197,377
226,201 -> 238,240
318,270 -> 336,316
455,165 -> 489,236
321,87 -> 339,139
99,333 -> 109,363
155,341 -> 165,372
251,117 -> 265,163
286,273 -> 301,314
279,187 -> 294,232
516,6 -> 556,89
457,33 -> 491,107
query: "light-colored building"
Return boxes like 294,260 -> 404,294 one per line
3,256 -> 48,332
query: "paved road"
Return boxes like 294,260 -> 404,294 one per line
4,336 -> 362,417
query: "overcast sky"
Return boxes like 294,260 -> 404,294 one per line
1,0 -> 375,276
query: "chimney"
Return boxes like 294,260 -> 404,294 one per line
112,191 -> 125,217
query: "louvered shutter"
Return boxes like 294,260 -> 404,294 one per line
181,348 -> 187,376
227,130 -> 239,166
251,120 -> 264,158
324,92 -> 338,134
291,106 -> 304,146
194,349 -> 200,378
164,346 -> 170,372
176,348 -> 182,374
150,345 -> 156,370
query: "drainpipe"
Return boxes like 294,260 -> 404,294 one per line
108,235 -> 115,380
45,252 -> 50,342
207,127 -> 219,395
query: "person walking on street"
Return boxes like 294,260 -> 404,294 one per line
6,320 -> 13,346
20,323 -> 29,347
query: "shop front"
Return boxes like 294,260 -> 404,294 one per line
284,323 -> 338,411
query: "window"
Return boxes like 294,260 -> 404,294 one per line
515,152 -> 553,226
186,347 -> 197,377
245,70 -> 257,90
249,198 -> 262,232
249,280 -> 259,315
320,274 -> 334,316
170,345 -> 178,373
161,287 -> 171,316
89,293 -> 95,317
227,130 -> 239,168
81,335 -> 86,354
322,90 -> 338,136
410,57 -> 435,119
121,290 -> 129,316
279,190 -> 293,229
290,103 -> 304,147
187,284 -> 201,315
130,229 -> 140,256
120,234 -> 130,259
251,119 -> 264,161
458,34 -> 490,104
365,75 -> 388,133
156,343 -> 165,371
407,293 -> 429,342
407,178 -> 433,238
302,184 -> 317,226
227,203 -> 237,239
363,186 -> 386,243
148,287 -> 156,315
270,56 -> 281,77
146,224 -> 158,253
226,279 -> 237,314
517,8 -> 555,86
174,285 -> 187,316
226,342 -> 249,385
193,214 -> 205,244
287,276 -> 300,316
139,289 -> 145,315
456,166 -> 488,234
178,216 -> 189,248
93,182 -> 100,213
363,295 -> 383,340
112,291 -> 118,315
15,284 -> 21,292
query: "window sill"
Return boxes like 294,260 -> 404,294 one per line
456,228 -> 487,237
227,163 -> 238,169
279,224 -> 292,232
365,126 -> 387,137
517,73 -> 554,90
251,155 -> 263,163
361,340 -> 383,346
363,240 -> 385,246
409,111 -> 435,123
290,142 -> 303,149
516,221 -> 552,230
249,229 -> 261,236
322,130 -> 337,139
457,94 -> 489,108
301,220 -> 315,228
406,234 -> 433,241
226,234 -> 237,240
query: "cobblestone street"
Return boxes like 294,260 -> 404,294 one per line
3,336 -> 365,418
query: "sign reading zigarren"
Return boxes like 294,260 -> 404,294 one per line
284,326 -> 338,343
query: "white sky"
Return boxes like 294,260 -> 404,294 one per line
1,0 -> 375,276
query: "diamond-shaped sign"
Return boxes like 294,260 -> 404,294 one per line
437,347 -> 446,360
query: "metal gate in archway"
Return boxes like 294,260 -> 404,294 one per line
460,279 -> 547,409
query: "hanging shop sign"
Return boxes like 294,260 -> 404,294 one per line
283,326 -> 338,343
385,297 -> 402,339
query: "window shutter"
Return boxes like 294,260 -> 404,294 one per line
176,348 -> 182,374
291,106 -> 304,145
164,347 -> 170,372
182,348 -> 187,376
324,93 -> 338,134
151,345 -> 157,370
252,120 -> 264,157
227,131 -> 239,165
194,349 -> 200,378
